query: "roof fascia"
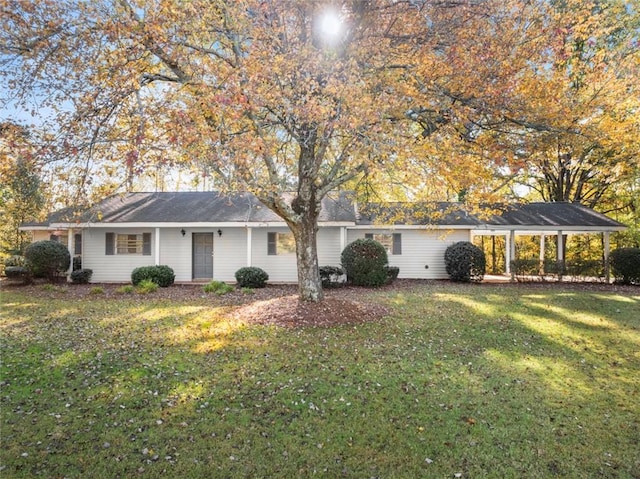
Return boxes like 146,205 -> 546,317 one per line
46,221 -> 356,229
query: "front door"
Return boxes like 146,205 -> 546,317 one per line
193,233 -> 213,280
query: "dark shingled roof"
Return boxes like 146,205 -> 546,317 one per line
357,202 -> 626,229
483,202 -> 625,229
26,191 -> 357,225
24,193 -> 625,231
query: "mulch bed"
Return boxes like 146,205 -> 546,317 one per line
2,278 -> 637,328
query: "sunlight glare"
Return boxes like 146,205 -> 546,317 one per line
319,9 -> 342,40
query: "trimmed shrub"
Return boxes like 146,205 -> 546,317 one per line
444,241 -> 486,283
4,255 -> 26,267
24,240 -> 70,281
385,265 -> 400,283
70,269 -> 93,284
565,260 -> 603,280
235,267 -> 269,288
5,266 -> 32,284
610,247 -> 640,285
341,239 -> 388,287
131,265 -> 175,287
510,258 -> 542,282
319,266 -> 345,288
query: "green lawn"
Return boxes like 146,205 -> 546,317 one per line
1,283 -> 639,478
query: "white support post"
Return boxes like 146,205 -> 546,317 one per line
509,230 -> 516,281
539,234 -> 545,275
155,228 -> 160,265
603,231 -> 610,283
340,227 -> 347,252
67,228 -> 74,281
246,227 -> 252,267
557,230 -> 564,281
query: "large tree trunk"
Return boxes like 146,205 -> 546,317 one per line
290,215 -> 324,302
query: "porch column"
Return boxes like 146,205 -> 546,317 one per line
557,230 -> 564,281
154,228 -> 160,265
246,227 -> 252,266
340,227 -> 347,252
603,231 -> 610,283
539,234 -> 545,275
508,230 -> 516,282
67,228 -> 74,281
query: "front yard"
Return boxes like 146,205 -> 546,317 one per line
1,281 -> 639,478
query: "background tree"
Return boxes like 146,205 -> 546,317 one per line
0,122 -> 45,259
3,0 -> 630,300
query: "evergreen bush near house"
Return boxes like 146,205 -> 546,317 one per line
510,258 -> 542,282
24,240 -> 71,281
4,255 -> 26,267
384,265 -> 400,283
610,247 -> 640,285
341,238 -> 389,287
5,266 -> 32,284
235,266 -> 269,288
73,256 -> 82,271
131,265 -> 175,287
319,266 -> 345,288
444,241 -> 486,283
70,269 -> 93,284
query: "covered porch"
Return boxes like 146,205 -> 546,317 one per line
469,202 -> 626,282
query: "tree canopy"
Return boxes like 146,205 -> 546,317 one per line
2,0 -> 637,299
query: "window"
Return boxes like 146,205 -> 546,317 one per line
50,234 -> 69,245
74,233 -> 82,255
267,232 -> 296,255
106,232 -> 151,255
365,233 -> 402,255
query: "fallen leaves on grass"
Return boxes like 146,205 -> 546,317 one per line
229,295 -> 389,327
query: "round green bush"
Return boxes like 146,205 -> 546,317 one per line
385,265 -> 400,283
131,265 -> 175,287
610,247 -> 640,285
319,265 -> 345,288
444,241 -> 486,283
235,266 -> 269,288
70,268 -> 93,284
24,240 -> 70,281
341,238 -> 388,287
5,266 -> 32,284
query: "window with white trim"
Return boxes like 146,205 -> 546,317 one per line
267,232 -> 296,255
105,232 -> 151,255
365,233 -> 402,255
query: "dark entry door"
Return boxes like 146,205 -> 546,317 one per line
193,233 -> 213,279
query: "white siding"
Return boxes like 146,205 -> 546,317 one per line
213,228 -> 248,282
32,231 -> 51,242
159,228 -> 192,282
251,227 -> 297,282
317,228 -> 342,267
347,228 -> 471,279
250,227 -> 343,283
83,228 -> 155,283
159,227 -> 248,282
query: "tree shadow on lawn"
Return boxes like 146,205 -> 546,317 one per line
1,283 -> 639,478
391,285 -> 640,477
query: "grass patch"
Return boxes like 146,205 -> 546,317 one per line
116,285 -> 135,294
136,279 -> 158,294
1,283 -> 638,478
203,280 -> 235,295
